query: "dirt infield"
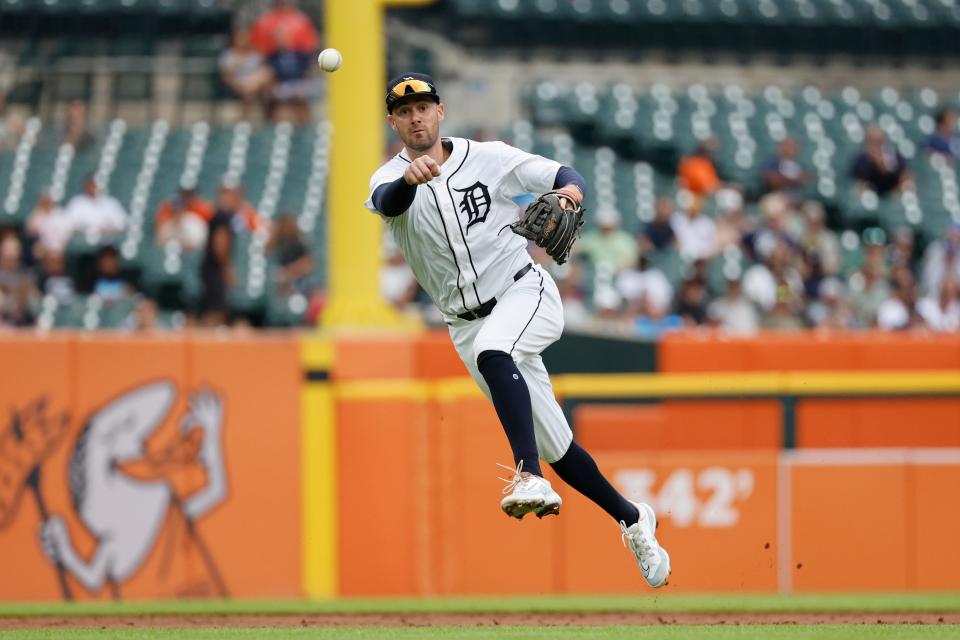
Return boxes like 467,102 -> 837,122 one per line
2,612 -> 959,629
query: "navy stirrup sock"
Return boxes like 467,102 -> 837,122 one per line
476,350 -> 542,477
550,441 -> 640,525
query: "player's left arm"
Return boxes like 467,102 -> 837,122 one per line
496,142 -> 586,205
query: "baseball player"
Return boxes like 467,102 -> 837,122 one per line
365,73 -> 670,587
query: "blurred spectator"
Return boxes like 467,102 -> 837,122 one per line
675,277 -> 709,326
265,28 -> 319,125
26,192 -> 72,261
851,124 -> 911,196
577,206 -> 637,272
219,29 -> 272,121
921,221 -> 960,296
641,197 -> 677,252
707,277 -> 759,335
876,266 -> 919,331
63,100 -> 94,151
554,258 -> 590,328
795,200 -> 838,300
747,192 -> 801,263
761,137 -> 810,199
131,297 -> 160,332
268,213 -> 315,294
809,277 -> 854,330
65,175 -> 127,238
37,250 -> 75,304
712,188 -> 753,254
212,181 -> 264,233
926,108 -> 960,161
0,235 -> 38,326
0,111 -> 25,152
848,231 -> 891,327
592,282 -> 625,324
797,200 -> 841,276
250,0 -> 320,125
616,254 -> 672,317
763,283 -> 806,331
671,194 -> 716,262
633,291 -> 683,339
156,193 -> 209,253
888,226 -> 917,273
199,223 -> 236,327
381,241 -> 418,310
743,239 -> 803,314
156,184 -> 214,224
251,0 -> 318,57
677,136 -> 721,196
916,277 -> 960,332
92,245 -> 133,302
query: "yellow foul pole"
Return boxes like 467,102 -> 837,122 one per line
322,0 -> 435,328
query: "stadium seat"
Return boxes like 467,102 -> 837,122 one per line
438,0 -> 960,56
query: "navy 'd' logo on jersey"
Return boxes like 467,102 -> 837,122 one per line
453,181 -> 491,232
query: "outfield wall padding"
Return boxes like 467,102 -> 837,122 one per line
2,331 -> 960,601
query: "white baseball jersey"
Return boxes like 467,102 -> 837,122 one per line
365,137 -> 562,318
365,137 -> 574,462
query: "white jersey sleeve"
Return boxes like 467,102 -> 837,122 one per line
491,141 -> 563,199
364,158 -> 408,215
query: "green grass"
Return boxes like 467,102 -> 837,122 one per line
3,626 -> 960,640
2,593 -> 960,617
3,595 -> 959,639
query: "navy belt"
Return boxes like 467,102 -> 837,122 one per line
456,263 -> 533,321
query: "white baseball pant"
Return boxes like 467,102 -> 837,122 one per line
447,263 -> 574,463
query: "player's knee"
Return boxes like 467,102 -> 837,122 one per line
475,348 -> 510,369
537,438 -> 569,464
473,332 -> 510,365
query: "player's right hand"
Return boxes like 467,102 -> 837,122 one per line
404,156 -> 441,185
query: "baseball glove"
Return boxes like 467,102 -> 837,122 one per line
510,192 -> 585,265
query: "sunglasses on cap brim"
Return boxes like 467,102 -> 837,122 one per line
388,79 -> 435,102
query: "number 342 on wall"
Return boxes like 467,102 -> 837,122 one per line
613,468 -> 755,529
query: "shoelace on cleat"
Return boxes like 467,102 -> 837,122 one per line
497,460 -> 523,494
497,460 -> 538,495
620,520 -> 654,561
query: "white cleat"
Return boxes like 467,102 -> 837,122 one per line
498,461 -> 562,520
620,501 -> 671,588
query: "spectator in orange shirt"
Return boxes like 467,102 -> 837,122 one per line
155,184 -> 215,227
156,197 -> 209,253
250,0 -> 321,124
677,136 -> 722,196
250,0 -> 318,58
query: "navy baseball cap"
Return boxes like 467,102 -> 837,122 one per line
385,72 -> 440,113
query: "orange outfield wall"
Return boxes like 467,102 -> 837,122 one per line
786,452 -> 960,592
334,388 -> 960,593
0,333 -> 302,601
333,391 -> 960,594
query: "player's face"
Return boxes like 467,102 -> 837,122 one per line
388,99 -> 444,153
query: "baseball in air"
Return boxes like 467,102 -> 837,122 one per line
318,48 -> 343,72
